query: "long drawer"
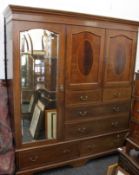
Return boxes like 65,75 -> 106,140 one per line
65,89 -> 101,105
65,101 -> 130,121
103,87 -> 131,102
65,114 -> 129,140
80,132 -> 127,156
18,142 -> 79,170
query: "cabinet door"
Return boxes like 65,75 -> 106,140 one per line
13,21 -> 65,147
66,26 -> 105,90
104,30 -> 137,87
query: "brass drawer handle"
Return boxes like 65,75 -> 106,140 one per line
29,155 -> 38,162
63,149 -> 71,154
78,127 -> 87,133
113,106 -> 120,112
78,111 -> 88,116
113,92 -> 121,98
111,121 -> 119,127
80,95 -> 88,101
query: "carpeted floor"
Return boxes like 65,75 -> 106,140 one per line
36,154 -> 118,175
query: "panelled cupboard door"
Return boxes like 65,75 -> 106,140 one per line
66,25 -> 105,90
104,29 -> 137,87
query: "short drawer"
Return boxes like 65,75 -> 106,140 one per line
103,87 -> 131,101
65,90 -> 101,105
80,132 -> 126,156
65,114 -> 129,140
65,101 -> 130,121
18,142 -> 79,170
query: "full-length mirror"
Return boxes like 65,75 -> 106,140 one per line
20,29 -> 58,143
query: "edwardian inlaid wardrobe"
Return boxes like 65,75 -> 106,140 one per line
4,5 -> 139,175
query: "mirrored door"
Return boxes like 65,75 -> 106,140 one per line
20,29 -> 59,143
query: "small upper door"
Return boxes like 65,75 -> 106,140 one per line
66,25 -> 105,90
104,29 -> 137,87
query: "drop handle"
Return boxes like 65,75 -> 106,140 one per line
78,111 -> 88,116
29,155 -> 38,162
78,127 -> 87,133
113,92 -> 121,98
113,106 -> 120,112
63,149 -> 71,154
80,95 -> 88,101
111,121 -> 119,127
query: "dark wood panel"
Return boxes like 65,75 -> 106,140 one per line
132,99 -> 139,120
134,72 -> 139,97
104,30 -> 137,87
129,120 -> 139,145
66,25 -> 105,90
128,72 -> 139,147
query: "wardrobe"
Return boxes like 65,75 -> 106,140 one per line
4,5 -> 139,175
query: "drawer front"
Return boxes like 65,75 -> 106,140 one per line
18,142 -> 79,170
103,87 -> 131,101
80,132 -> 126,156
65,90 -> 101,105
65,101 -> 130,121
65,114 -> 129,140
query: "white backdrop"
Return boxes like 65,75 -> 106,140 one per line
1,0 -> 139,78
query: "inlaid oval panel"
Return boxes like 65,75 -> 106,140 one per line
114,44 -> 126,75
78,40 -> 93,76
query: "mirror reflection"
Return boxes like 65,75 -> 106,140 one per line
20,29 -> 58,143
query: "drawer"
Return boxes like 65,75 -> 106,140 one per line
65,101 -> 130,121
103,87 -> 131,101
65,90 -> 101,105
18,142 -> 79,170
80,132 -> 126,156
65,114 -> 129,140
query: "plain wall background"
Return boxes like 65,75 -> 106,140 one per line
1,0 -> 139,79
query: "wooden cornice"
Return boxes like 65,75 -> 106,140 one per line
4,5 -> 139,26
